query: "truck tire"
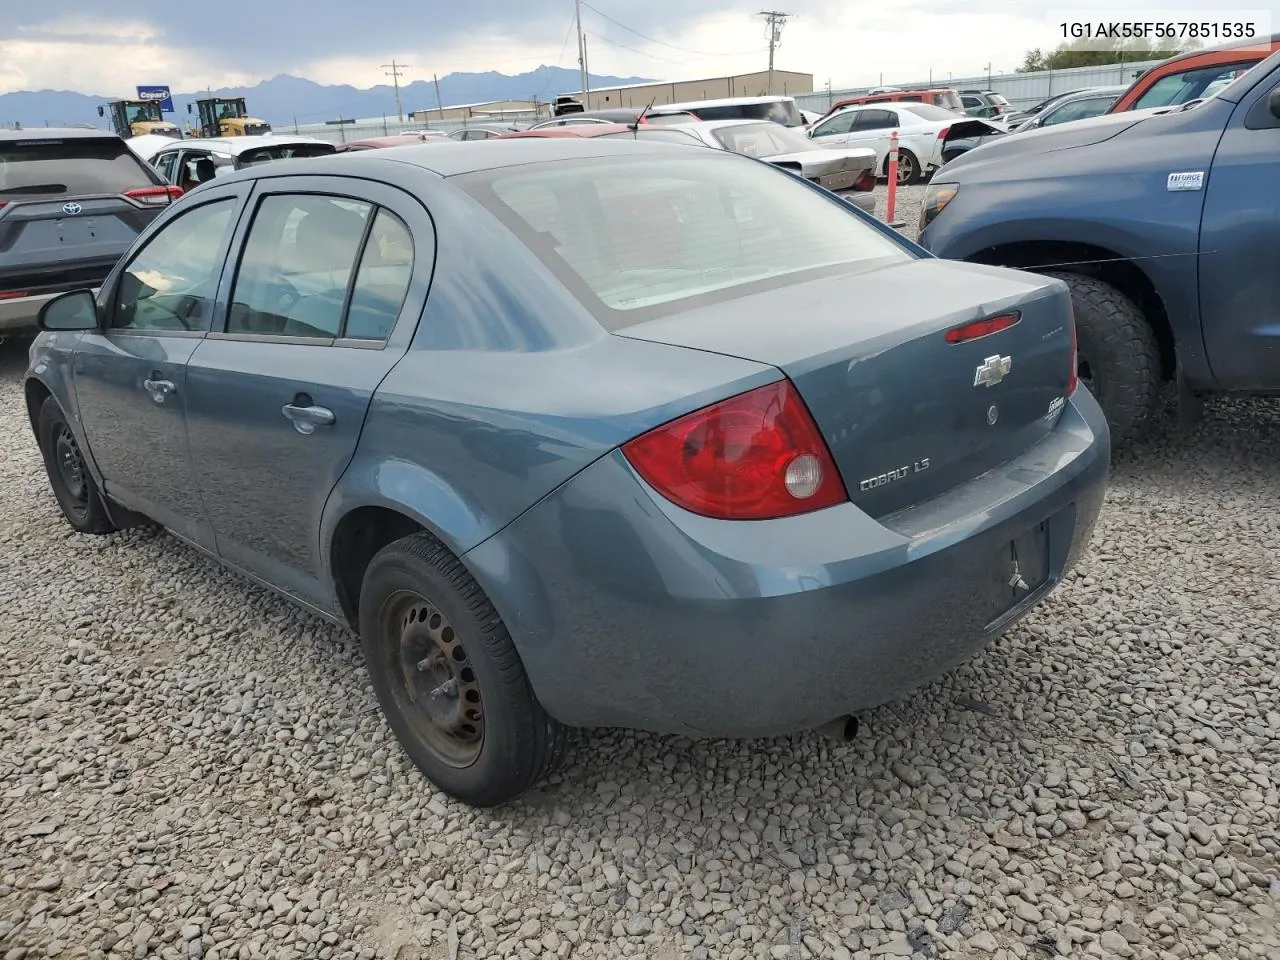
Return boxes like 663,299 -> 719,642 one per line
1043,271 -> 1161,446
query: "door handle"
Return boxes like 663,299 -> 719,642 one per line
282,400 -> 335,435
143,377 -> 176,404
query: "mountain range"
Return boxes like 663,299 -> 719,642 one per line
0,66 -> 654,129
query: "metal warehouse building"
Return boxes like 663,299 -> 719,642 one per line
562,70 -> 814,110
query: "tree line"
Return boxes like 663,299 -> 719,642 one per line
1018,37 -> 1198,72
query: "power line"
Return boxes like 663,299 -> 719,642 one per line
580,1 -> 767,57
381,59 -> 408,121
584,32 -> 690,66
757,10 -> 789,94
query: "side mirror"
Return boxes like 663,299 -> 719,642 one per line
38,289 -> 99,332
1269,88 -> 1280,120
97,106 -> 104,117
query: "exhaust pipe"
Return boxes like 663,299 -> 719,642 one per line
815,715 -> 859,743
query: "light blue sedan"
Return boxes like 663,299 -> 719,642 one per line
24,139 -> 1109,805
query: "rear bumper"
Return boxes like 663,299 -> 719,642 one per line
465,388 -> 1110,738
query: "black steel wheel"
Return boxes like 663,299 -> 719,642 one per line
358,532 -> 567,807
36,397 -> 116,534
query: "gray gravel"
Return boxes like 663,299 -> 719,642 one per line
2,264 -> 1279,959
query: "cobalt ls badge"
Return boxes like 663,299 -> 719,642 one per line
1167,171 -> 1204,192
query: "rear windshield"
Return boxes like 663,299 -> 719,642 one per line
457,153 -> 908,326
237,143 -> 337,166
901,103 -> 960,122
684,100 -> 804,127
988,94 -> 1010,105
0,137 -> 154,199
933,91 -> 965,112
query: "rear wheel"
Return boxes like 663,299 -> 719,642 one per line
35,397 -> 116,534
358,532 -> 567,807
1044,271 -> 1162,446
885,147 -> 921,185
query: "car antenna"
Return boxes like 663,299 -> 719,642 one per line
630,98 -> 657,132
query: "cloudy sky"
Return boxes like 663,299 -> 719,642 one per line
2,0 -> 1275,96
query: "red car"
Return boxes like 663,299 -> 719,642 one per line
336,133 -> 448,152
1108,33 -> 1280,112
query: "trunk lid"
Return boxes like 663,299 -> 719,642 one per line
615,258 -> 1074,518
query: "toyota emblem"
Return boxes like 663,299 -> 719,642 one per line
61,202 -> 83,216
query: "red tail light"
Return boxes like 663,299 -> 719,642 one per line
622,380 -> 847,520
937,126 -> 951,139
1067,303 -> 1079,395
0,290 -> 27,299
852,170 -> 875,192
944,312 -> 1020,344
124,185 -> 184,206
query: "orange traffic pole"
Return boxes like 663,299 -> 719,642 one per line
885,129 -> 899,226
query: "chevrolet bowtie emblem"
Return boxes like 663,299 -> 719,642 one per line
974,354 -> 1012,388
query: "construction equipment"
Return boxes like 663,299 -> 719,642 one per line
97,100 -> 183,140
188,98 -> 272,138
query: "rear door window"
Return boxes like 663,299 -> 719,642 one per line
852,109 -> 895,130
0,137 -> 156,200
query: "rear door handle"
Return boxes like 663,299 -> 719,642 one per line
143,378 -> 176,404
282,400 -> 335,435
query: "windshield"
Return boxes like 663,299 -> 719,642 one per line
901,103 -> 960,122
123,102 -> 162,124
988,94 -> 1010,106
457,153 -> 907,324
682,99 -> 804,127
710,122 -> 814,155
0,137 -> 155,198
1132,61 -> 1257,109
211,99 -> 246,119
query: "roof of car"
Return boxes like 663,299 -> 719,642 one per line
0,127 -> 125,142
1050,85 -> 1128,101
159,135 -> 332,156
215,137 -> 714,182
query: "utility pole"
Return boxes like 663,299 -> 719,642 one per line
758,10 -> 790,95
575,0 -> 588,98
583,35 -> 591,101
434,73 -> 444,120
382,59 -> 408,122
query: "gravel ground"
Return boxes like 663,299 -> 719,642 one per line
2,225 -> 1279,960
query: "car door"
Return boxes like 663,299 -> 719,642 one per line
72,185 -> 248,546
808,110 -> 857,144
1198,72 -> 1280,390
183,175 -> 432,610
152,149 -> 180,184
844,109 -> 897,166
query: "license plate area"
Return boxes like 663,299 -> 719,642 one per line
984,519 -> 1050,625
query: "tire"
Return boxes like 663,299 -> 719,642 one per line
884,147 -> 922,185
35,397 -> 117,535
1044,271 -> 1162,446
357,532 -> 567,807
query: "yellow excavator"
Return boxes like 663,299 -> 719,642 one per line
188,97 -> 272,138
98,99 -> 183,140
